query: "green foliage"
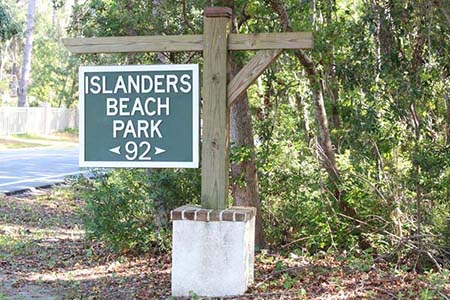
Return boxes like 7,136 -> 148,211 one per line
244,0 -> 450,270
75,169 -> 200,254
0,2 -> 22,42
67,0 -> 450,270
27,10 -> 78,107
0,0 -> 23,101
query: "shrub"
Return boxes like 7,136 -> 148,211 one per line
74,168 -> 200,254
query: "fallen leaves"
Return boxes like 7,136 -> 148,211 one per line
0,187 -> 449,299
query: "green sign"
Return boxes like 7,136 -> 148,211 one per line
79,65 -> 199,168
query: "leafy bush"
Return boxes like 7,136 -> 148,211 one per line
75,168 -> 200,254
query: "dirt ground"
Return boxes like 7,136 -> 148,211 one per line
0,187 -> 448,299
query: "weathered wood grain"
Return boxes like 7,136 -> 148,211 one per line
62,32 -> 312,54
201,13 -> 231,210
228,49 -> 282,106
229,32 -> 313,50
62,35 -> 204,53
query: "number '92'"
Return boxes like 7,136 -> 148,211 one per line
125,141 -> 152,160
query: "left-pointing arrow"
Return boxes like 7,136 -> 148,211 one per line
109,146 -> 121,155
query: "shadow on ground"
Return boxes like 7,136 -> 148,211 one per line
0,188 -> 448,300
0,188 -> 171,300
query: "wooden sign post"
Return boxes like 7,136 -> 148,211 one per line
201,8 -> 232,210
64,18 -> 313,208
64,6 -> 312,297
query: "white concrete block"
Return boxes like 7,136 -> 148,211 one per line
171,207 -> 255,297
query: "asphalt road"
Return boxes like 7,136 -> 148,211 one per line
0,145 -> 82,194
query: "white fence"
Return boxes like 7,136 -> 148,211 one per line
0,106 -> 78,135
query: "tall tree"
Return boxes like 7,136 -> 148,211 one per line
18,0 -> 36,107
267,0 -> 373,249
267,1 -> 339,199
230,66 -> 267,249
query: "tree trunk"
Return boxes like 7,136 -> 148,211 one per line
324,0 -> 340,129
270,0 -> 338,192
294,73 -> 312,141
52,2 -> 57,28
0,41 -> 8,81
125,0 -> 139,64
11,38 -> 19,97
230,63 -> 266,249
18,0 -> 36,107
268,1 -> 367,247
327,67 -> 340,130
445,87 -> 450,144
150,0 -> 169,229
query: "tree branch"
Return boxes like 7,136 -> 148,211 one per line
181,0 -> 196,34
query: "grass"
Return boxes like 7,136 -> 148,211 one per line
0,234 -> 32,255
0,128 -> 78,150
13,129 -> 78,143
0,138 -> 47,149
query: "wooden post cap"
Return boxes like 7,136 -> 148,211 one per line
204,7 -> 232,18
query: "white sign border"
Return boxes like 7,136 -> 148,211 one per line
78,64 -> 200,168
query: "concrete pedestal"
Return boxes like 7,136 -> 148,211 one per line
171,205 -> 255,297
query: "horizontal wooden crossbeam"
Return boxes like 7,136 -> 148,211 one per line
62,32 -> 313,53
63,35 -> 203,53
229,32 -> 312,51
